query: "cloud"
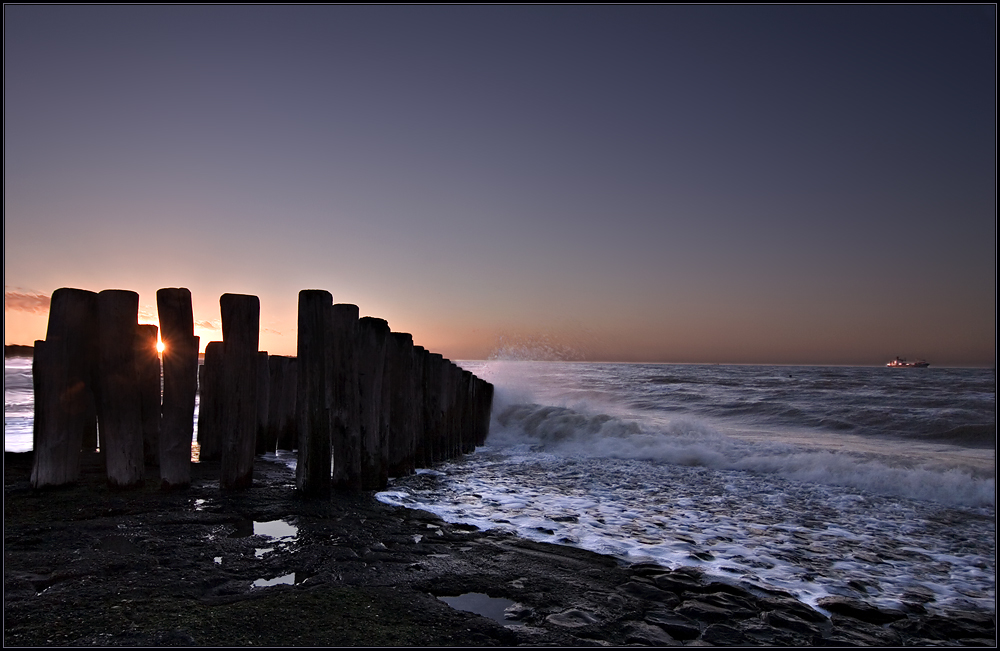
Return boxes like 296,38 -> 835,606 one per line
262,328 -> 283,335
195,320 -> 221,330
4,288 -> 50,314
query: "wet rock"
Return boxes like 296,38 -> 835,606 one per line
827,614 -> 903,646
701,623 -> 748,645
759,594 -> 828,623
816,595 -> 906,624
617,580 -> 679,605
545,608 -> 600,628
675,599 -> 732,623
650,572 -> 702,593
504,602 -> 533,621
622,620 -> 678,646
643,608 -> 701,640
764,610 -> 822,636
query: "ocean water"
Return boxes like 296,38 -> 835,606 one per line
6,357 -> 995,615
378,361 -> 996,616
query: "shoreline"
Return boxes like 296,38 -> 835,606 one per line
4,452 -> 995,646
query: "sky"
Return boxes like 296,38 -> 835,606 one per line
4,5 -> 996,365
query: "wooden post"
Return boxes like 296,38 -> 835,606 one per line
262,355 -> 290,455
30,288 -> 99,488
275,357 -> 298,451
476,378 -> 494,446
255,352 -> 270,455
96,289 -> 144,489
156,288 -> 199,489
461,369 -> 475,454
358,316 -> 389,490
197,341 -> 224,462
134,324 -> 161,467
387,332 -> 415,478
330,304 -> 361,491
219,293 -> 260,490
296,290 -> 333,497
424,353 -> 444,463
411,346 -> 427,469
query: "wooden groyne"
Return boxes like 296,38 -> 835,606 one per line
30,286 -> 493,494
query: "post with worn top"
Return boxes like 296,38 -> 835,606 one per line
30,288 -> 99,488
96,289 -> 144,489
134,324 -> 161,467
411,345 -> 427,470
157,288 -> 199,489
331,304 -> 361,490
358,316 -> 389,490
219,293 -> 260,490
387,332 -> 415,478
197,341 -> 224,462
296,290 -> 333,497
255,351 -> 270,455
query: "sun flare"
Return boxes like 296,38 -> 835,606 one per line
156,340 -> 165,354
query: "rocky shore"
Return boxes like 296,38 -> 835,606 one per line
4,452 -> 995,646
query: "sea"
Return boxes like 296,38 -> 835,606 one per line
6,357 -> 996,616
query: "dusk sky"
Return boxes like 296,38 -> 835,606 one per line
5,6 -> 996,365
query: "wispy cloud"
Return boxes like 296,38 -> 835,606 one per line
262,328 -> 283,335
195,320 -> 221,330
4,287 -> 50,314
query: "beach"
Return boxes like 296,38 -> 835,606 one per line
4,451 -> 995,646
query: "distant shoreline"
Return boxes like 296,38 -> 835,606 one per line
4,344 -> 33,358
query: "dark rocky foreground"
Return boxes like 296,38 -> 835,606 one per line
4,452 -> 995,647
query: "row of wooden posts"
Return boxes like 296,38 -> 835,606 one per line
30,287 -> 493,494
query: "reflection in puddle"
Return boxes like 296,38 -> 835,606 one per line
229,519 -> 299,541
253,573 -> 295,588
437,593 -> 516,625
255,547 -> 274,558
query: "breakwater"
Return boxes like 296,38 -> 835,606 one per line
29,287 -> 492,493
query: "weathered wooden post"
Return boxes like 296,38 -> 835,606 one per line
30,288 -> 99,488
412,346 -> 427,469
134,324 -> 161,466
440,360 -> 459,460
387,332 -> 415,477
461,369 -> 475,454
331,304 -> 361,490
262,355 -> 288,454
96,289 -> 144,489
424,353 -> 444,463
274,357 -> 298,451
255,351 -> 270,455
197,341 -> 224,462
296,290 -> 333,497
157,288 -> 199,489
475,378 -> 494,446
358,316 -> 389,490
219,293 -> 260,490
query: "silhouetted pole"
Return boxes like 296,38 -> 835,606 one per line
96,289 -> 144,489
255,351 -> 270,455
219,293 -> 260,490
296,290 -> 333,497
476,378 -> 494,446
275,357 -> 298,451
197,341 -> 224,462
412,346 -> 428,468
424,353 -> 444,463
387,332 -> 415,477
358,316 -> 389,490
461,369 -> 475,454
263,355 -> 291,454
30,288 -> 99,488
157,288 -> 199,489
135,324 -> 161,466
331,304 -> 361,490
